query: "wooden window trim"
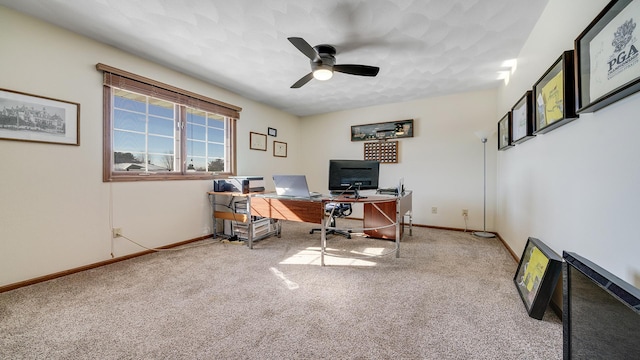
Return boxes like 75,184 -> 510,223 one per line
98,64 -> 239,182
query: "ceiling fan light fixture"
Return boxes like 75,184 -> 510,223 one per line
313,68 -> 333,81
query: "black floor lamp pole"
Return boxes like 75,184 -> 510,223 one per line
473,137 -> 495,238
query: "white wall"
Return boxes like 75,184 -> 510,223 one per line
299,90 -> 498,230
0,7 -> 299,287
497,0 -> 640,286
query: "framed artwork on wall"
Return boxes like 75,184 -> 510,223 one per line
575,0 -> 640,113
511,91 -> 535,144
249,131 -> 267,151
513,237 -> 562,320
351,119 -> 413,141
0,88 -> 80,146
497,112 -> 513,151
273,141 -> 287,157
533,50 -> 578,134
268,127 -> 277,137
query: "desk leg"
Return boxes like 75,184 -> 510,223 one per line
321,216 -> 326,266
396,204 -> 400,258
247,197 -> 253,249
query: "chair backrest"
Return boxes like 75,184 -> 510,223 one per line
325,203 -> 352,218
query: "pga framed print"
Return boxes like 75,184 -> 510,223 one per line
576,0 -> 640,113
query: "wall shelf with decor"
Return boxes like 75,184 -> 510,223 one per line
351,119 -> 413,141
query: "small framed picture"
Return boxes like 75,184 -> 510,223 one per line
268,127 -> 277,137
273,141 -> 287,157
514,237 -> 562,320
497,112 -> 513,151
511,91 -> 535,144
249,131 -> 267,151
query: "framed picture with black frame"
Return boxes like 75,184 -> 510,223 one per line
533,50 -> 578,134
351,119 -> 413,141
513,237 -> 562,320
511,91 -> 535,144
497,112 -> 513,150
575,0 -> 640,113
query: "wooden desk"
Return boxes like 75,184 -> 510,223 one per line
251,191 -> 412,265
363,191 -> 412,240
251,197 -> 324,224
208,191 -> 412,266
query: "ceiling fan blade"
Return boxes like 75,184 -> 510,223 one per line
288,37 -> 318,61
291,72 -> 314,88
333,64 -> 379,77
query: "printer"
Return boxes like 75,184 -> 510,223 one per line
214,176 -> 265,193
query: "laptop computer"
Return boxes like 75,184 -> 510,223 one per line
272,175 -> 322,198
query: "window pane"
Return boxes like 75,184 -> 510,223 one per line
187,157 -> 207,172
148,135 -> 173,154
114,109 -> 146,132
148,98 -> 173,118
186,123 -> 206,141
207,157 -> 224,171
208,114 -> 224,129
114,89 -> 146,112
113,130 -> 145,153
208,142 -> 224,158
113,151 -> 144,166
187,140 -> 206,157
148,116 -> 174,136
149,153 -> 174,171
207,127 -> 224,143
187,109 -> 206,125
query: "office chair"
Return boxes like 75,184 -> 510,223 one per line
310,202 -> 352,238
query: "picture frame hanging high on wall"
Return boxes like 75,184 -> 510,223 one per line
351,119 -> 413,141
497,112 -> 513,151
511,91 -> 535,144
533,50 -> 578,134
249,131 -> 267,151
273,141 -> 287,157
0,88 -> 80,146
575,0 -> 640,113
513,237 -> 562,320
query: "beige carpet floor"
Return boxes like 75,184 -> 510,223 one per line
0,220 -> 562,359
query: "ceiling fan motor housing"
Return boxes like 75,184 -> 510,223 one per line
312,44 -> 336,70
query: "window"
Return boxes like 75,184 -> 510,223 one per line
97,63 -> 241,181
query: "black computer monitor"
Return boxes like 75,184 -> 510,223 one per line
328,159 -> 379,197
562,251 -> 640,359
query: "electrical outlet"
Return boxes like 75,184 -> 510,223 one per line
462,209 -> 468,216
431,207 -> 438,214
112,228 -> 122,238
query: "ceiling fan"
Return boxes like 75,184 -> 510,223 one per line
288,37 -> 380,88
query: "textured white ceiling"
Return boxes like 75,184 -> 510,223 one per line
1,0 -> 549,116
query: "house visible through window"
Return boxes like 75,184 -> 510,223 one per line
97,63 -> 240,182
